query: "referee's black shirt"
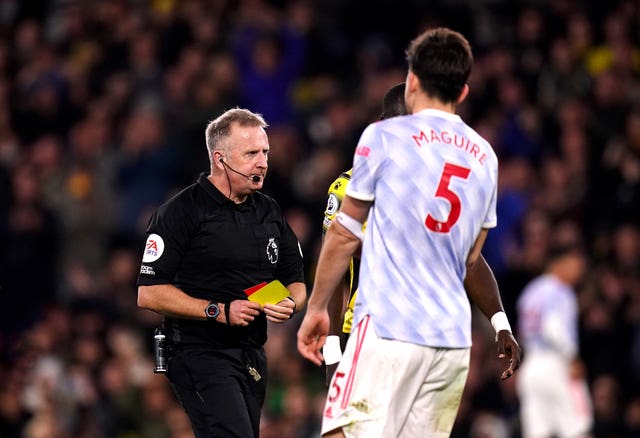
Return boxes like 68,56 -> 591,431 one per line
137,173 -> 305,348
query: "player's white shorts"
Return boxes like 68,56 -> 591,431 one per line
321,315 -> 470,438
517,351 -> 593,438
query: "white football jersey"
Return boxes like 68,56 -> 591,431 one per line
346,108 -> 498,348
517,274 -> 579,360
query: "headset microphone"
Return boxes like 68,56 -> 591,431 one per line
220,158 -> 262,183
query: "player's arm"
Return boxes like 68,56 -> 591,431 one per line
465,230 -> 521,380
323,174 -> 355,337
297,195 -> 370,365
324,232 -> 350,385
321,176 -> 352,383
310,195 -> 369,310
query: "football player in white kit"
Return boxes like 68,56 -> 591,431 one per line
517,244 -> 593,437
298,27 -> 521,438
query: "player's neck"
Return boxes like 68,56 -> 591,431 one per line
410,94 -> 457,114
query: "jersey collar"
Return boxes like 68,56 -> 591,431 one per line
197,173 -> 255,206
198,173 -> 230,205
415,108 -> 462,122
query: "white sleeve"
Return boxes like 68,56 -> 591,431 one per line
345,123 -> 385,202
482,164 -> 498,229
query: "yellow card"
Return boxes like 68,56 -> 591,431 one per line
244,280 -> 290,306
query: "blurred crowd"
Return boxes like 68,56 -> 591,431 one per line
0,0 -> 639,437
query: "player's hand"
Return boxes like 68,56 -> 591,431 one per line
263,298 -> 295,323
496,330 -> 521,380
226,300 -> 261,326
297,309 -> 330,366
570,358 -> 586,380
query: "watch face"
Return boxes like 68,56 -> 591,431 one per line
205,303 -> 220,319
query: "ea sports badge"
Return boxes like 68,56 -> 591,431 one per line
143,234 -> 165,262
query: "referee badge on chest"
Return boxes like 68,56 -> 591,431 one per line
266,237 -> 279,264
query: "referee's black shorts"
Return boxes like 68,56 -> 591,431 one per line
167,346 -> 267,438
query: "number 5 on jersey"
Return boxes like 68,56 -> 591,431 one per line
425,162 -> 471,233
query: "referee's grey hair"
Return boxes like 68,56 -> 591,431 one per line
205,108 -> 268,163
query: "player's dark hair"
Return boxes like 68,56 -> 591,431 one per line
405,27 -> 473,103
380,83 -> 407,120
546,242 -> 585,266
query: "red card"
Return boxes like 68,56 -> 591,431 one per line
244,282 -> 267,297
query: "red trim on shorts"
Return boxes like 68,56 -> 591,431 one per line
569,380 -> 590,418
341,316 -> 370,409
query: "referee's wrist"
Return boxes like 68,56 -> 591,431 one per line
286,295 -> 297,315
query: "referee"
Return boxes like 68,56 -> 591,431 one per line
137,108 -> 306,438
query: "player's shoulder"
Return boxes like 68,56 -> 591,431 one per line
323,169 -> 352,231
369,115 -> 413,144
463,123 -> 499,164
371,114 -> 410,132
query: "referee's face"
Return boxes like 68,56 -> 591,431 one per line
227,123 -> 269,193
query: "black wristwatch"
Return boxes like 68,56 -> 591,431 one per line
204,301 -> 220,320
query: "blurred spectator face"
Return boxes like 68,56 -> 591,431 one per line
107,247 -> 139,286
29,135 -> 62,177
612,224 -> 639,268
15,20 -> 41,59
626,398 -> 640,432
593,71 -> 624,107
517,7 -> 543,45
192,16 -> 221,48
28,82 -> 61,115
121,109 -> 164,153
12,163 -> 40,204
192,76 -> 222,109
497,76 -> 525,109
73,336 -> 105,370
252,36 -> 280,74
552,220 -> 583,248
603,13 -> 630,45
263,124 -> 300,173
519,210 -> 551,270
99,358 -> 127,394
592,374 -> 621,420
567,13 -> 592,55
142,375 -> 174,414
542,158 -> 570,191
176,45 -> 205,79
498,158 -> 534,193
104,72 -> 133,111
209,52 -> 238,94
626,111 -> 640,151
557,98 -> 588,128
163,67 -> 190,104
550,39 -> 574,74
129,32 -> 158,68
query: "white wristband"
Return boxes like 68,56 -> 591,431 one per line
323,335 -> 343,365
335,211 -> 364,241
490,311 -> 512,335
